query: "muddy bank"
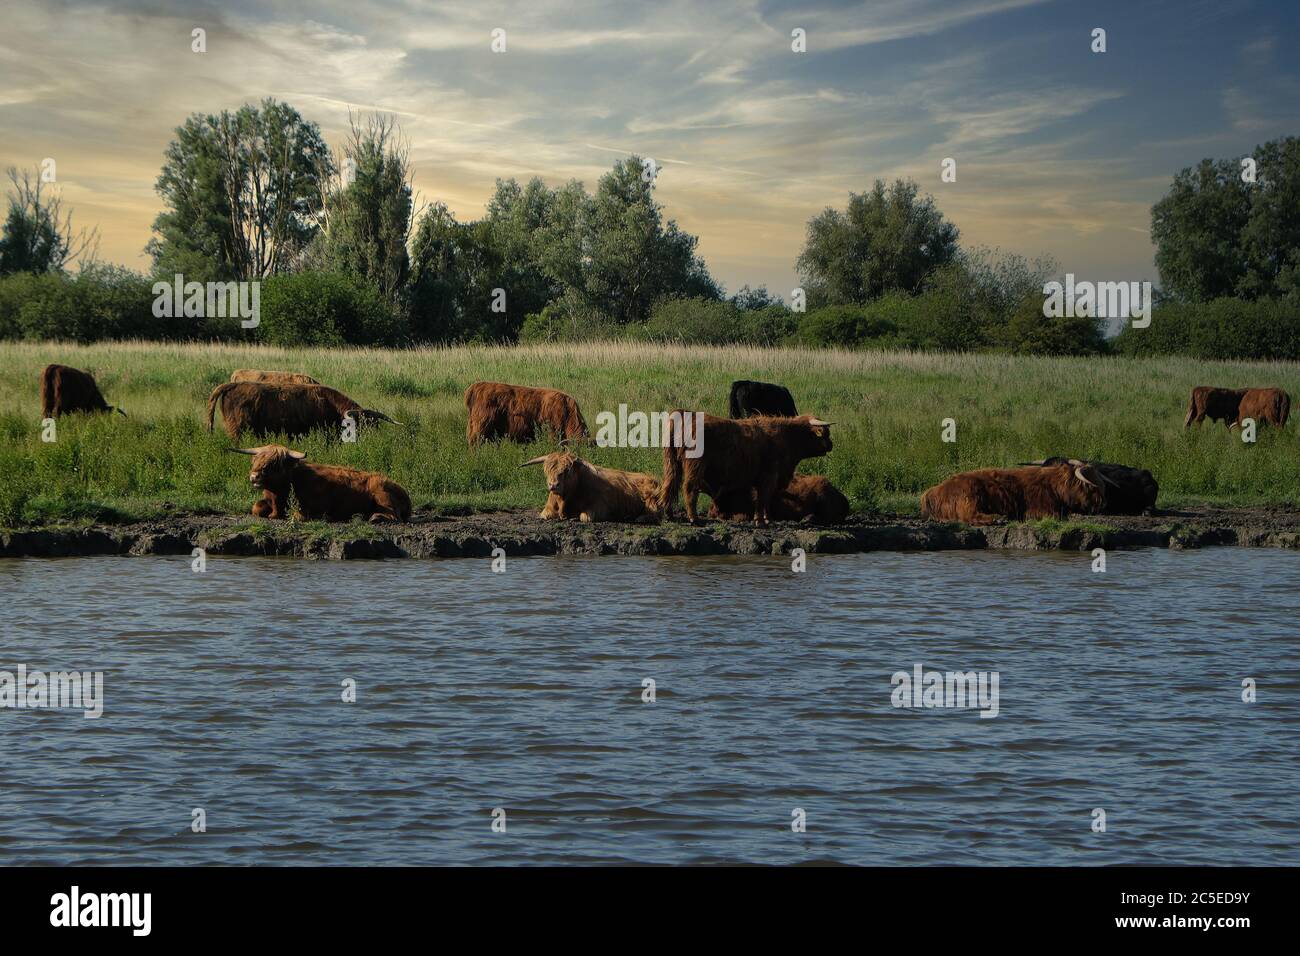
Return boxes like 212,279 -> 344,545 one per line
4,506 -> 1300,560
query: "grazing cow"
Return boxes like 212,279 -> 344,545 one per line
729,380 -> 798,419
920,461 -> 1107,525
1233,387 -> 1290,428
709,474 -> 850,523
40,364 -> 126,418
465,381 -> 588,445
522,450 -> 660,522
207,382 -> 402,440
1021,457 -> 1158,515
230,445 -> 411,523
230,369 -> 321,385
1185,386 -> 1247,427
657,412 -> 834,525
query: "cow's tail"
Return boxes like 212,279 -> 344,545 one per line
207,383 -> 235,433
657,416 -> 686,514
1183,393 -> 1196,428
40,364 -> 57,418
919,486 -> 935,520
1279,391 -> 1291,426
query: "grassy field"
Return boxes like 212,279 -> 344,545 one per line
1,339 -> 1298,526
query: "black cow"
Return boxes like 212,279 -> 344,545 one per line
728,380 -> 797,419
1021,456 -> 1158,515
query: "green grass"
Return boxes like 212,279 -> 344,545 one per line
2,338 -> 1298,525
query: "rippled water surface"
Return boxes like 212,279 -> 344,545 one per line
1,549 -> 1297,865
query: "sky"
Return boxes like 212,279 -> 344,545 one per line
1,0 -> 1297,296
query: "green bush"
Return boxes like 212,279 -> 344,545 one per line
999,292 -> 1107,355
256,272 -> 405,347
1113,295 -> 1300,360
0,266 -> 161,342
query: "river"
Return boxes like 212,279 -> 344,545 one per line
1,549 -> 1296,865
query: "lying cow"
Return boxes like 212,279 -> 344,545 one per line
658,412 -> 834,525
207,382 -> 402,440
230,369 -> 321,385
920,460 -> 1106,525
230,444 -> 411,523
729,380 -> 797,418
465,381 -> 588,445
1185,386 -> 1246,427
708,475 -> 850,523
40,364 -> 126,418
1234,387 -> 1290,428
1021,457 -> 1158,515
522,450 -> 660,522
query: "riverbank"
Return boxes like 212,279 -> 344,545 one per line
5,506 -> 1300,559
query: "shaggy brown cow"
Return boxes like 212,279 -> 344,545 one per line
40,364 -> 126,418
708,475 -> 850,523
1233,387 -> 1290,428
920,461 -> 1107,526
230,369 -> 321,385
207,382 -> 401,440
1185,386 -> 1247,427
657,412 -> 834,525
465,381 -> 588,445
1021,457 -> 1158,515
230,445 -> 411,523
522,450 -> 660,522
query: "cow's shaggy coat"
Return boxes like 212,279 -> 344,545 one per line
232,444 -> 411,522
465,381 -> 588,445
1022,456 -> 1158,515
523,450 -> 660,522
207,382 -> 400,439
708,474 -> 850,523
728,380 -> 798,419
657,412 -> 834,525
230,369 -> 321,385
1233,387 -> 1290,428
40,364 -> 125,418
920,462 -> 1107,525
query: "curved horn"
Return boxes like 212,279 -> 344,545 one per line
114,407 -> 127,418
227,448 -> 258,456
520,456 -> 548,467
1073,464 -> 1099,488
807,418 -> 834,427
363,409 -> 405,426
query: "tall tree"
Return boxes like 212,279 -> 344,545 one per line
306,111 -> 415,301
797,179 -> 959,305
1151,137 -> 1300,301
148,99 -> 332,281
0,166 -> 99,275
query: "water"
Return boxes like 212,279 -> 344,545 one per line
1,549 -> 1297,865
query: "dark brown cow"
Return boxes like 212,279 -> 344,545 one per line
465,381 -> 588,445
657,412 -> 834,526
1021,457 -> 1158,515
230,444 -> 411,523
40,364 -> 126,418
1233,387 -> 1290,428
708,475 -> 850,523
207,382 -> 401,440
522,450 -> 660,522
920,461 -> 1107,525
230,369 -> 321,385
1185,386 -> 1246,427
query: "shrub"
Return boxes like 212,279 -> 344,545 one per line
1113,295 -> 1300,360
256,272 -> 405,347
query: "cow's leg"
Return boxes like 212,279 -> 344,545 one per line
369,511 -> 397,523
683,480 -> 701,524
754,477 -> 778,527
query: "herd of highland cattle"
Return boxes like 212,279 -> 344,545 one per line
36,362 -> 1293,528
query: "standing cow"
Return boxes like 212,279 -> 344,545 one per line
40,364 -> 126,418
729,380 -> 798,418
1020,457 -> 1158,515
465,381 -> 588,445
230,369 -> 321,385
709,474 -> 850,523
657,412 -> 834,525
1233,387 -> 1290,428
230,444 -> 411,523
920,461 -> 1107,525
207,382 -> 402,440
1185,387 -> 1246,427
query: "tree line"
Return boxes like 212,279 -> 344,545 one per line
2,97 -> 1298,359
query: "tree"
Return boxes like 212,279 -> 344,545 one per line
0,167 -> 99,275
148,99 -> 332,281
1151,137 -> 1300,301
306,112 -> 415,301
796,178 -> 959,305
407,203 -> 505,342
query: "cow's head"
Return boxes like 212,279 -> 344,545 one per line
229,444 -> 306,489
795,416 -> 834,456
521,450 -> 583,497
1048,458 -> 1109,513
347,408 -> 405,428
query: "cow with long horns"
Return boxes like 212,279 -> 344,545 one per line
920,460 -> 1108,525
522,448 -> 660,523
231,444 -> 411,523
1020,456 -> 1158,515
